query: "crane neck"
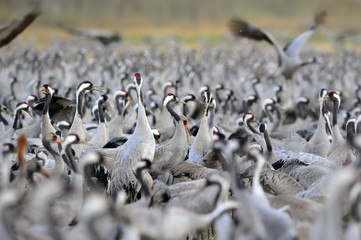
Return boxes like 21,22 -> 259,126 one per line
136,86 -> 142,104
319,100 -> 325,115
10,78 -> 17,100
115,96 -> 122,116
209,106 -> 215,130
221,101 -> 227,115
43,139 -> 65,178
122,101 -> 129,117
98,100 -> 106,123
64,144 -> 78,173
203,104 -> 210,117
12,109 -> 21,130
135,98 -> 152,135
346,122 -> 355,144
332,100 -> 339,126
297,103 -> 307,119
134,85 -> 152,134
76,90 -> 85,118
263,129 -> 273,153
252,83 -> 260,100
252,153 -> 270,207
246,120 -> 259,135
0,112 -> 9,126
182,102 -> 188,116
215,92 -> 223,106
135,165 -> 150,198
264,106 -> 273,123
166,102 -> 181,122
42,93 -> 52,116
43,139 -> 60,159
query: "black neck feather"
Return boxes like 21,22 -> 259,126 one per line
0,113 -> 9,126
98,100 -> 105,123
43,139 -> 60,158
65,145 -> 78,173
247,121 -> 259,135
263,129 -> 272,152
13,110 -> 21,130
115,96 -> 122,116
346,122 -> 355,144
42,93 -> 52,115
77,92 -> 85,118
333,100 -> 339,126
182,104 -> 187,116
166,102 -> 181,122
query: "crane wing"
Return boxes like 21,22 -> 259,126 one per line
283,10 -> 327,59
228,18 -> 285,66
283,30 -> 314,60
0,8 -> 40,48
64,28 -> 103,39
63,27 -> 121,45
228,18 -> 274,44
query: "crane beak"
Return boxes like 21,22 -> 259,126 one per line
156,138 -> 162,145
253,119 -> 260,125
3,108 -> 13,115
184,123 -> 191,135
127,96 -> 134,105
105,102 -> 115,114
176,98 -> 186,104
146,108 -> 154,115
277,103 -> 286,110
39,168 -> 50,178
92,86 -> 103,92
79,140 -> 93,146
25,109 -> 34,118
103,109 -> 112,119
55,138 -> 63,144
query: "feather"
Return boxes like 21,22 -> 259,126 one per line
228,18 -> 273,46
311,10 -> 327,30
0,7 -> 40,48
33,96 -> 76,123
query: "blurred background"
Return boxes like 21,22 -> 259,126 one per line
1,0 -> 361,48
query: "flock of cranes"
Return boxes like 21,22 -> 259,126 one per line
0,5 -> 361,240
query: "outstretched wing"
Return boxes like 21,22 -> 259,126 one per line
283,30 -> 314,60
283,10 -> 327,59
228,18 -> 285,66
33,96 -> 76,122
63,27 -> 121,46
311,10 -> 327,30
0,8 -> 40,48
64,28 -> 101,39
228,18 -> 273,45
